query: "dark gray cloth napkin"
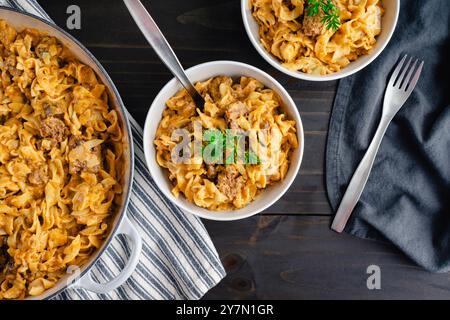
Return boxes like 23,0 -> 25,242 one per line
326,0 -> 450,272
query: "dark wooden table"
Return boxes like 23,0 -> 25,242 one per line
38,0 -> 450,299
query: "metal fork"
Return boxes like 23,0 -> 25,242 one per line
331,55 -> 424,233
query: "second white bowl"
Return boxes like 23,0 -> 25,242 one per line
143,61 -> 304,221
241,0 -> 400,81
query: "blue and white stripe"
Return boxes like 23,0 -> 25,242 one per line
0,0 -> 226,300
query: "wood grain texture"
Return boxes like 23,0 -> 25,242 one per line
204,215 -> 450,300
36,0 -> 450,299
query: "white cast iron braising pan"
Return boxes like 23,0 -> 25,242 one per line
0,7 -> 142,300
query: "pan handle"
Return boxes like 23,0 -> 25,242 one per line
73,216 -> 142,294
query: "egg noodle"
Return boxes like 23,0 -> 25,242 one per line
0,21 -> 125,299
250,0 -> 384,75
154,76 -> 298,211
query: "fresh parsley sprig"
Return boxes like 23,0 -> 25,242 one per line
306,0 -> 341,31
202,131 -> 261,165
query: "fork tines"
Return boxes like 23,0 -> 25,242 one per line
390,54 -> 424,92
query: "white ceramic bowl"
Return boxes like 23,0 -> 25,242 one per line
241,0 -> 400,81
143,61 -> 304,221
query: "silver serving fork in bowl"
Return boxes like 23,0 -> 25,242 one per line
123,0 -> 205,110
331,55 -> 424,233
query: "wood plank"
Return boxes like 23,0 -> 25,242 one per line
203,215 -> 450,300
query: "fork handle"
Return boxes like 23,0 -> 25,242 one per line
331,116 -> 392,233
123,0 -> 201,104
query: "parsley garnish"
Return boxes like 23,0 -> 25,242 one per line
202,131 -> 261,165
306,0 -> 341,31
245,150 -> 261,165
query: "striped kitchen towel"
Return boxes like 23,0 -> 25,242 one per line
0,0 -> 225,300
